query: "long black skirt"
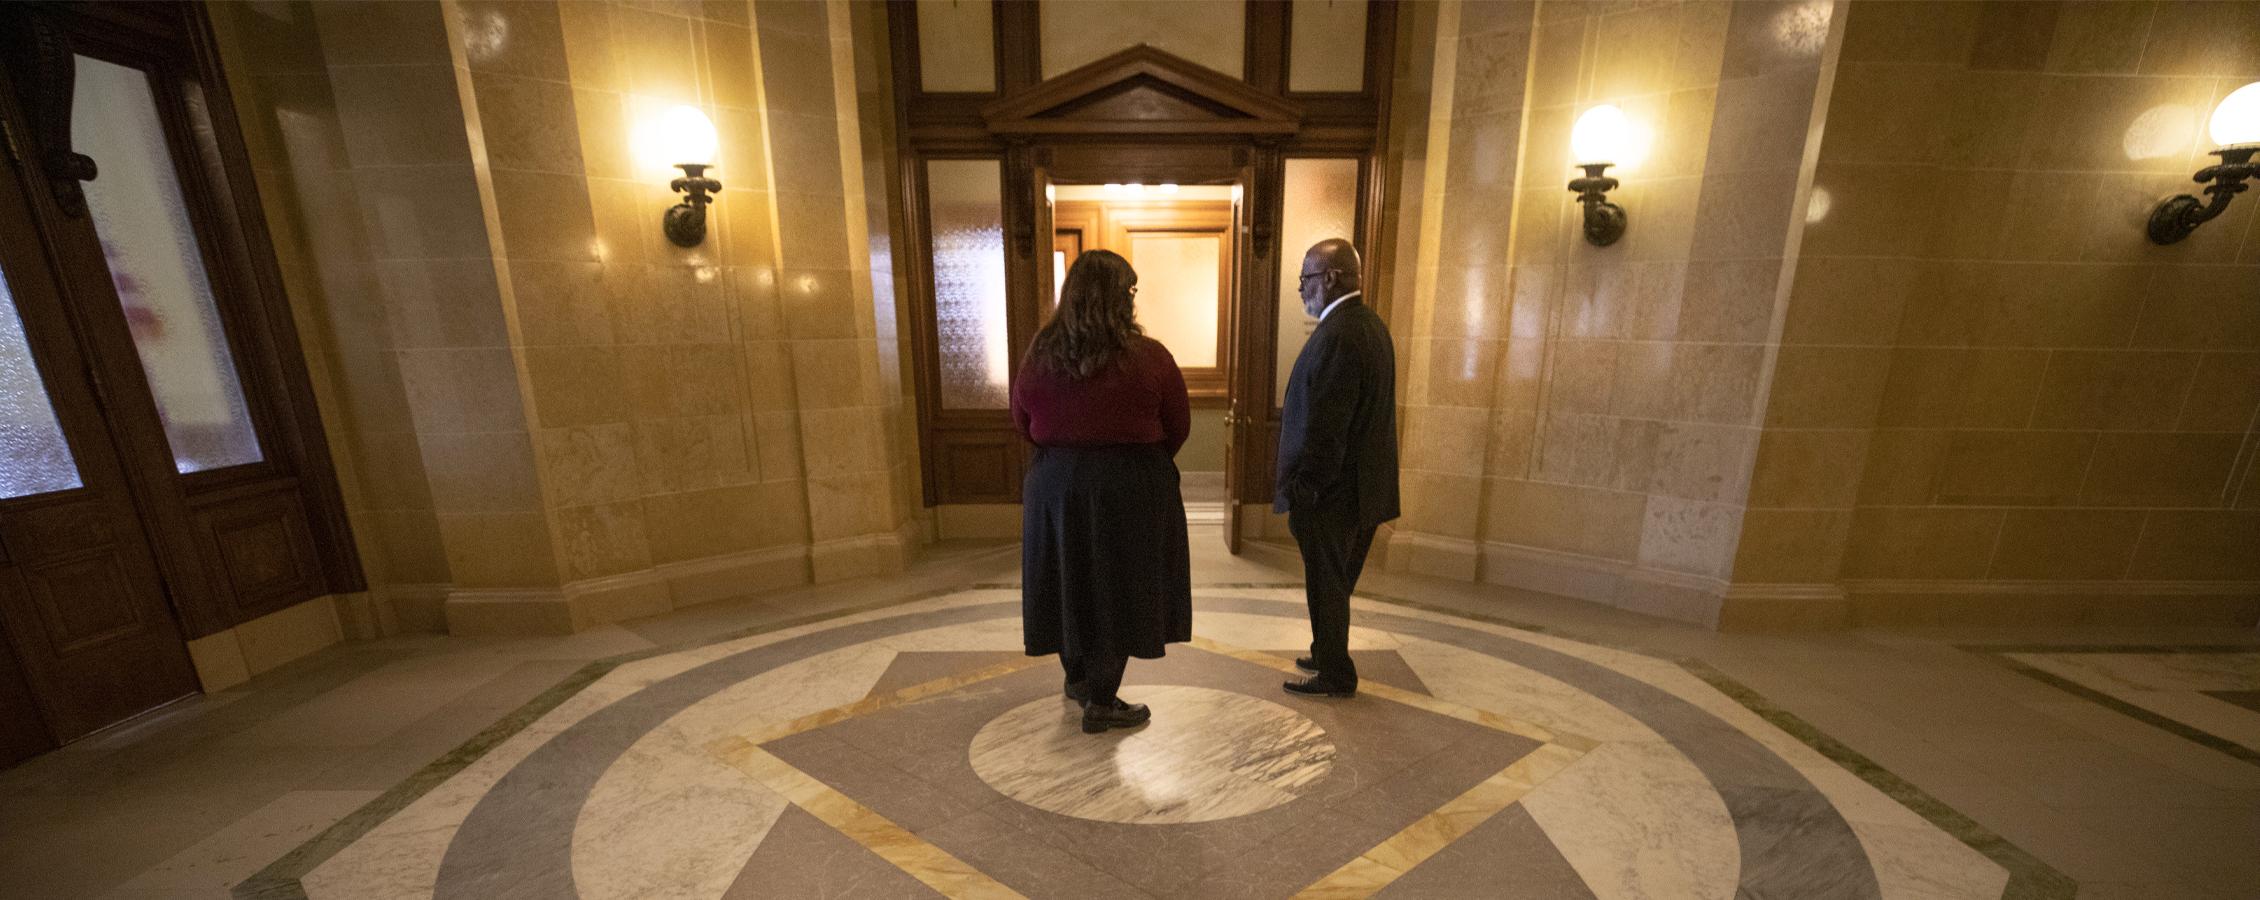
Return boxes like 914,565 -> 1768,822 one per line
1021,444 -> 1193,661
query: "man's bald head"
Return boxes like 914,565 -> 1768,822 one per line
1297,239 -> 1363,317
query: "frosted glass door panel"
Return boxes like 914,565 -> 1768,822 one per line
0,271 -> 84,498
74,55 -> 263,473
1126,234 -> 1220,368
1275,158 -> 1360,407
926,159 -> 1010,409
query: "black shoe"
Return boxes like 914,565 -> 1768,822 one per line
1081,698 -> 1151,733
1064,679 -> 1090,706
1294,656 -> 1320,673
1284,674 -> 1357,698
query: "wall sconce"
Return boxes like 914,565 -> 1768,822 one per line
649,106 -> 721,248
2149,81 -> 2260,245
1567,105 -> 1631,246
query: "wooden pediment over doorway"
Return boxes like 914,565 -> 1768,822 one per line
982,45 -> 1303,137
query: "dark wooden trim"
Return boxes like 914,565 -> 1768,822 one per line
903,151 -> 943,506
1366,1 -> 1400,110
982,45 -> 1304,136
184,5 -> 361,599
996,0 -> 1040,94
894,3 -> 1396,512
1245,0 -> 1287,94
1277,0 -> 1400,105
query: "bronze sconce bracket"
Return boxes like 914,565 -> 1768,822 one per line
1567,163 -> 1626,247
2148,144 -> 2255,245
664,163 -> 722,248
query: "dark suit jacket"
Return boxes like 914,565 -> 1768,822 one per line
1274,297 -> 1400,528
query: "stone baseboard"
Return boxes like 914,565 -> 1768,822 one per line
443,543 -> 829,636
811,530 -> 913,583
1462,540 -> 1728,627
1843,580 -> 2260,627
1716,583 -> 1853,630
660,545 -> 812,607
1384,531 -> 1481,582
185,596 -> 347,691
377,583 -> 451,635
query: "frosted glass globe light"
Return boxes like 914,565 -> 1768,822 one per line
657,105 -> 718,167
1571,104 -> 1631,166
2210,81 -> 2260,148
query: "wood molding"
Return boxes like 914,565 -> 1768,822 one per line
982,44 -> 1305,136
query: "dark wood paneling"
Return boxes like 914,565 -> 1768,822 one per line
0,31 -> 200,745
935,432 -> 1024,503
0,640 -> 52,768
6,2 -> 362,641
194,483 -> 325,623
895,0 -> 1401,517
25,553 -> 143,653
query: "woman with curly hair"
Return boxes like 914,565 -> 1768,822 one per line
1010,248 -> 1193,734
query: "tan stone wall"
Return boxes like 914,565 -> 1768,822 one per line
208,1 -> 463,637
1390,0 -> 2259,628
1388,0 -> 1836,626
1737,0 -> 2260,625
210,0 -> 922,635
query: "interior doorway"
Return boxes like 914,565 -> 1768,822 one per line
0,3 -> 362,767
891,18 -> 1400,557
1048,183 -> 1237,523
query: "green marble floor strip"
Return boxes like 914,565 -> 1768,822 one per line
1679,660 -> 2076,900
1960,644 -> 2260,769
233,584 -> 979,899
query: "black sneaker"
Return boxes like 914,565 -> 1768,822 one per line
1081,698 -> 1151,733
1064,679 -> 1090,706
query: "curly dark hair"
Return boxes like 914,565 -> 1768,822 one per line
1027,248 -> 1142,380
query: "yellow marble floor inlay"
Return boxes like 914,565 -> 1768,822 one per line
1296,743 -> 1588,897
705,636 -> 1601,898
711,736 -> 1024,899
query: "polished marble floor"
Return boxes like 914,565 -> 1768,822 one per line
3,533 -> 2257,899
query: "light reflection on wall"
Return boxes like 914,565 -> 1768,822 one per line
2123,105 -> 2199,161
1769,0 -> 1832,59
457,6 -> 510,64
1805,186 -> 1832,224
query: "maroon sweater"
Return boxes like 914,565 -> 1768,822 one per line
1011,336 -> 1190,455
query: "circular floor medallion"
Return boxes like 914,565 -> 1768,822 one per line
967,685 -> 1336,824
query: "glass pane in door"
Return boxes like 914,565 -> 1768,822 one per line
73,55 -> 263,473
926,159 -> 1009,409
0,270 -> 84,498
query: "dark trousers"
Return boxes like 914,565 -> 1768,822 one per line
1061,651 -> 1129,704
1290,503 -> 1376,683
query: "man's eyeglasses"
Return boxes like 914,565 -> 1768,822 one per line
1298,271 -> 1331,284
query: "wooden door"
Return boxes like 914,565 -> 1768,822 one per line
0,82 -> 199,747
0,641 -> 52,768
1,3 -> 360,644
1221,173 -> 1252,554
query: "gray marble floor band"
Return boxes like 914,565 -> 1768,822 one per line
431,595 -> 1882,899
433,602 -> 1021,899
1200,595 -> 1884,900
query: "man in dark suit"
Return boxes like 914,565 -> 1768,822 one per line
1276,239 -> 1398,698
